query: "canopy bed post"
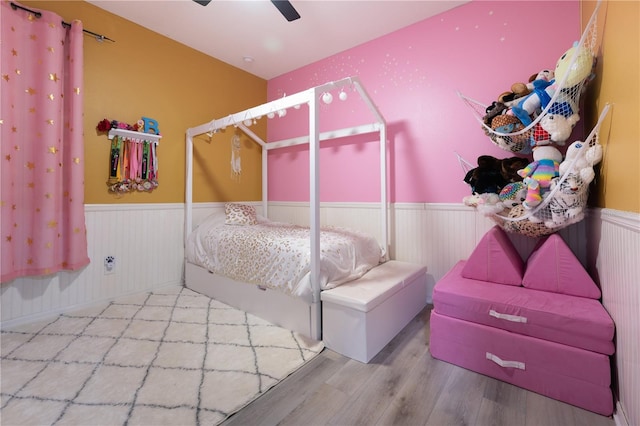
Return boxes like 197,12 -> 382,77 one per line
309,87 -> 321,304
351,78 -> 388,258
379,124 -> 388,258
185,132 -> 194,247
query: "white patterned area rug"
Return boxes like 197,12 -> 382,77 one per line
0,286 -> 324,425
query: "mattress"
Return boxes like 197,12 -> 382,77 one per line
433,261 -> 615,355
430,311 -> 613,416
186,213 -> 382,303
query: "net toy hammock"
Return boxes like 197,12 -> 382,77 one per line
471,105 -> 609,238
458,2 -> 600,154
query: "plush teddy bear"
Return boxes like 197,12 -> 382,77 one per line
517,145 -> 563,209
559,140 -> 603,184
539,113 -> 580,145
529,113 -> 579,147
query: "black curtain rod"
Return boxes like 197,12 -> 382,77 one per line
10,2 -> 115,43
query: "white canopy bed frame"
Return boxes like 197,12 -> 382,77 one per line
184,76 -> 388,340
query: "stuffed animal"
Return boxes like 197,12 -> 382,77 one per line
517,145 -> 563,209
497,83 -> 531,106
463,192 -> 500,208
500,156 -> 530,182
526,69 -> 555,90
555,43 -> 594,87
464,155 -> 529,195
559,140 -> 603,184
499,181 -> 527,209
510,45 -> 593,128
510,78 -> 556,126
545,172 -> 588,228
464,155 -> 509,194
484,70 -> 554,128
489,115 -> 529,153
497,69 -> 554,107
483,101 -> 508,127
538,113 -> 580,145
504,205 -> 556,237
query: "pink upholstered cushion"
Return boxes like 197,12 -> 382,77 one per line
461,226 -> 524,286
434,261 -> 614,355
429,311 -> 614,416
523,234 -> 601,299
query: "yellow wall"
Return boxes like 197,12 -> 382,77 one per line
21,1 -> 266,204
583,0 -> 640,213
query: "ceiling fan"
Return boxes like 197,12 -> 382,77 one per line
192,0 -> 301,22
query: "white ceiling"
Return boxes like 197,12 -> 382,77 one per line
87,0 -> 468,80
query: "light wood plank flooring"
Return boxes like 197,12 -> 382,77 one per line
222,306 -> 615,426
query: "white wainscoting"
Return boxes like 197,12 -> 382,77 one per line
267,202 -> 587,302
588,209 -> 640,426
1,204 -> 185,327
1,201 -> 637,426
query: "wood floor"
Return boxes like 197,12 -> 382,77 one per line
222,305 -> 615,426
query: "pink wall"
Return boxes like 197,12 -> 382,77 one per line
267,1 -> 581,203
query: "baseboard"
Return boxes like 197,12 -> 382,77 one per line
614,401 -> 630,426
0,281 -> 182,330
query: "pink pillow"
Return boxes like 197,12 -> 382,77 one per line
523,234 -> 601,299
461,226 -> 524,286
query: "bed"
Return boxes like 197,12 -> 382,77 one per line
184,76 -> 388,340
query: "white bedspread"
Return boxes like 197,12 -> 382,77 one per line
186,216 -> 382,302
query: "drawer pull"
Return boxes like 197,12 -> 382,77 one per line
486,352 -> 525,370
489,309 -> 527,323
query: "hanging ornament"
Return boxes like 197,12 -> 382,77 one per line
322,92 -> 333,104
339,90 -> 348,101
231,132 -> 241,181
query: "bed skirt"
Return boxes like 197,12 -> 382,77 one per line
184,261 -> 322,340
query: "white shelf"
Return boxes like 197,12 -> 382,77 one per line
108,128 -> 162,144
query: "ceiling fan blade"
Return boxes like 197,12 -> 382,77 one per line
192,0 -> 212,6
271,0 -> 300,22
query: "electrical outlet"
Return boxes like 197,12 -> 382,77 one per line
104,256 -> 116,274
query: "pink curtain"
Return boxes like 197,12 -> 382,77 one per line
1,2 -> 89,282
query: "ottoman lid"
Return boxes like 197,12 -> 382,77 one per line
321,261 -> 426,312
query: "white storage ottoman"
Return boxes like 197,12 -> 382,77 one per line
321,260 -> 427,363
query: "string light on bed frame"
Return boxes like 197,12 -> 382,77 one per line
207,80 -> 355,132
321,88 -> 350,104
